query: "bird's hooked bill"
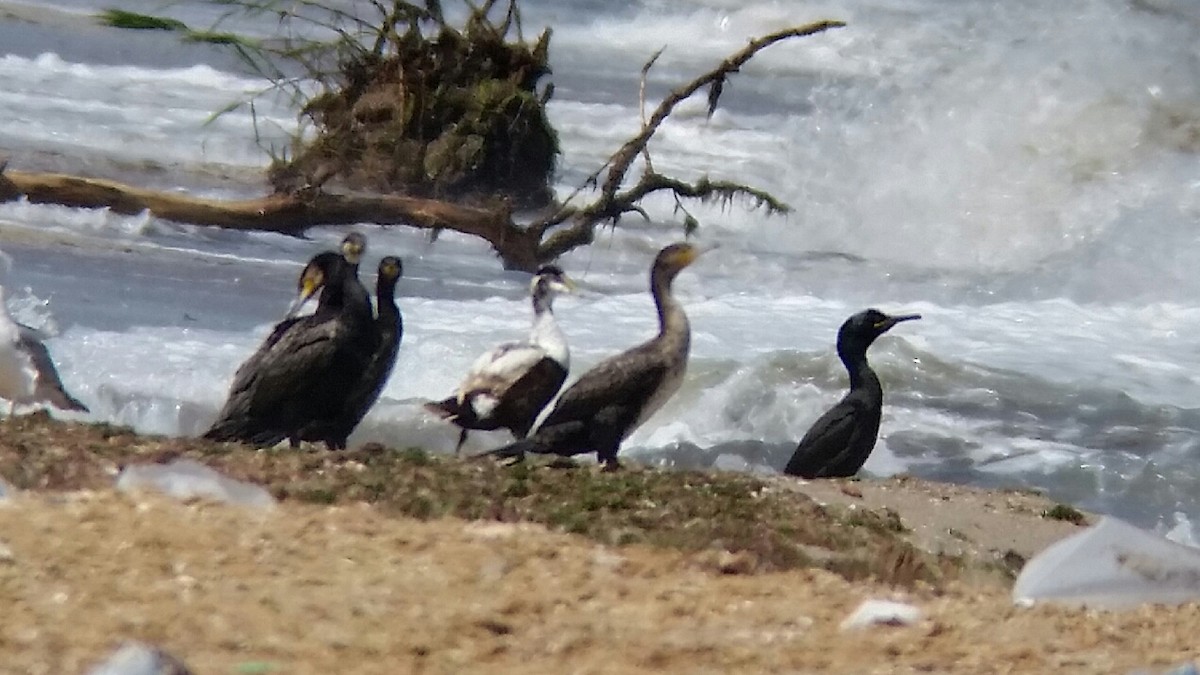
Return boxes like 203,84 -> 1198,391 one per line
873,313 -> 922,330
885,313 -> 922,328
285,277 -> 321,318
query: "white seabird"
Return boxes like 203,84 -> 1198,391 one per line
0,285 -> 88,414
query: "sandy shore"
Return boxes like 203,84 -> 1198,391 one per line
0,452 -> 1195,674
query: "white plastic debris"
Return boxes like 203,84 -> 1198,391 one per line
87,641 -> 192,675
1164,511 -> 1199,547
1129,660 -> 1200,675
839,599 -> 922,630
0,475 -> 12,501
1013,516 -> 1200,609
116,458 -> 275,509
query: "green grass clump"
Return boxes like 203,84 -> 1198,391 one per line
183,31 -> 259,47
1042,503 -> 1087,525
99,9 -> 188,32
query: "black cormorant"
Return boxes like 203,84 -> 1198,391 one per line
317,255 -> 404,449
203,248 -> 375,447
0,285 -> 88,414
479,243 -> 700,471
783,309 -> 920,479
288,232 -> 369,317
425,264 -> 573,453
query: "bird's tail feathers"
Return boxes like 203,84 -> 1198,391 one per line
201,421 -> 286,448
423,397 -> 462,421
474,419 -> 589,462
49,388 -> 88,413
58,394 -> 88,413
202,426 -> 238,443
31,372 -> 89,413
474,437 -> 540,462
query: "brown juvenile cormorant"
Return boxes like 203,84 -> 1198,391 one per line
315,255 -> 404,449
783,309 -> 920,479
203,245 -> 375,447
0,285 -> 88,414
425,265 -> 574,453
479,243 -> 700,471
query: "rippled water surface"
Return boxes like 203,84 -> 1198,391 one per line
2,0 -> 1199,538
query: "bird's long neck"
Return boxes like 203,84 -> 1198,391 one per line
315,263 -> 348,315
323,261 -> 372,328
530,292 -> 568,366
839,344 -> 881,398
375,275 -> 401,334
651,266 -> 690,352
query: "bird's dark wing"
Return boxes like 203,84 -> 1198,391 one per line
490,357 -> 568,437
512,344 -> 670,462
485,353 -> 664,461
328,311 -> 403,443
224,316 -> 302,396
15,326 -> 88,412
783,393 -> 870,478
540,343 -> 667,430
213,315 -> 344,420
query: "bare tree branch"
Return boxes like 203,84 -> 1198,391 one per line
536,172 -> 791,260
530,20 -> 843,256
638,47 -> 665,175
601,21 -> 842,206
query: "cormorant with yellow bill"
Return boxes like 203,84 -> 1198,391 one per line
203,235 -> 375,447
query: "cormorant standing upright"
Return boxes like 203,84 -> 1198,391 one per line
203,245 -> 375,447
479,243 -> 701,471
425,265 -> 574,453
783,309 -> 920,479
318,255 -> 404,449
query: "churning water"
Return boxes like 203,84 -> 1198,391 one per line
2,0 -> 1200,537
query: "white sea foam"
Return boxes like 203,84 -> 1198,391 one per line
0,0 -> 1198,535
0,52 -> 298,169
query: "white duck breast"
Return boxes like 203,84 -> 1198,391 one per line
460,307 -> 569,417
425,265 -> 574,452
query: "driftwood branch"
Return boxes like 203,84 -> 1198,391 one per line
536,172 -> 791,260
0,169 -> 541,270
0,21 -> 842,273
530,20 -> 844,257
